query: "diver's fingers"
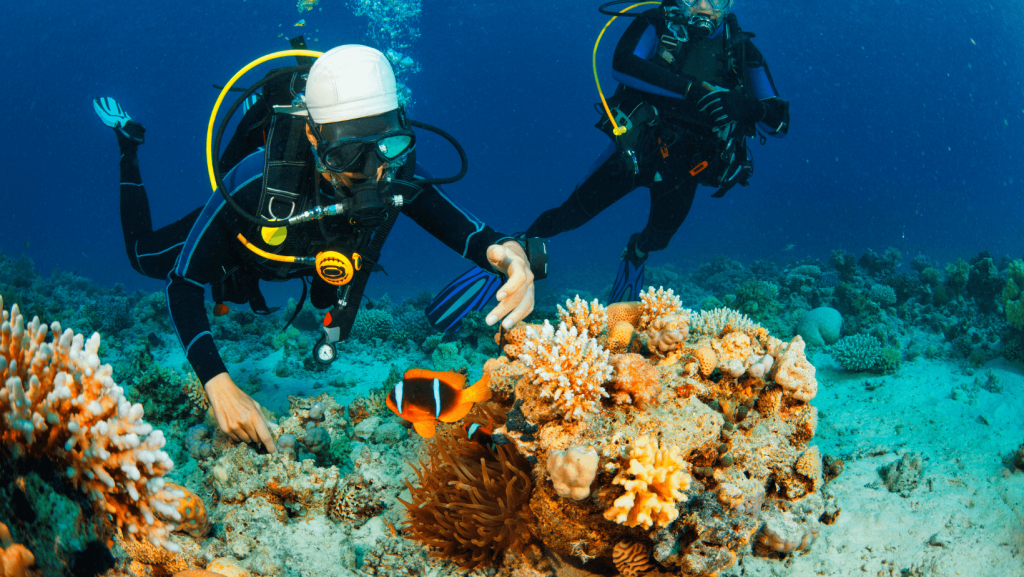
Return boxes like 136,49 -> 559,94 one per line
235,415 -> 261,446
253,402 -> 277,453
502,284 -> 535,329
485,283 -> 528,329
496,259 -> 528,302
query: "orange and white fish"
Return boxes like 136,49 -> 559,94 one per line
463,418 -> 496,450
385,369 -> 491,438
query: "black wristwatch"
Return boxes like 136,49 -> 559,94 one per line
516,236 -> 549,280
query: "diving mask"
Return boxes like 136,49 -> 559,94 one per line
665,0 -> 732,39
316,128 -> 415,173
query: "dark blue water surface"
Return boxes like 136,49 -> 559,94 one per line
1,0 -> 1021,303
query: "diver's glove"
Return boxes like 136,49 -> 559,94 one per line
697,83 -> 766,132
93,97 -> 146,147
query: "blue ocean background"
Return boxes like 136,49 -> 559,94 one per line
0,0 -> 1021,303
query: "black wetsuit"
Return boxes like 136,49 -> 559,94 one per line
117,134 -> 508,385
526,10 -> 789,258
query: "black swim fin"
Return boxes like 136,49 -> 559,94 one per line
425,266 -> 503,333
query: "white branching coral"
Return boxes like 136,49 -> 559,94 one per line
519,321 -> 612,421
690,307 -> 760,337
557,296 -> 608,339
0,298 -> 182,551
638,287 -> 682,330
604,435 -> 692,529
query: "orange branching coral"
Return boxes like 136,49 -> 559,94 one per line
0,522 -> 36,577
612,540 -> 654,577
163,484 -> 209,538
518,321 -> 612,421
608,354 -> 661,410
557,296 -> 608,339
637,287 -> 683,330
498,322 -> 541,358
607,302 -> 642,328
606,321 -> 637,354
399,432 -> 535,569
604,436 -> 692,530
0,298 -> 182,550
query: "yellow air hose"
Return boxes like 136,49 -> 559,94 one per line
204,49 -> 323,265
593,2 -> 660,136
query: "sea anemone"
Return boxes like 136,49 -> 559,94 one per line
398,426 -> 535,569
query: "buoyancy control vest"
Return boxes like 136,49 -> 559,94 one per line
598,12 -> 756,193
211,68 -> 417,318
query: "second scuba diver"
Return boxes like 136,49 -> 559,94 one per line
94,45 -> 547,452
427,0 -> 789,329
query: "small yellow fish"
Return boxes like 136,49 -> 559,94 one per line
294,19 -> 306,26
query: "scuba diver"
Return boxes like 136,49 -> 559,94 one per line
94,44 -> 546,452
425,0 -> 788,328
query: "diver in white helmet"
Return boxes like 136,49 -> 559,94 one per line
95,45 -> 545,452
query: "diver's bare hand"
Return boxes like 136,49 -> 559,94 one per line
204,372 -> 276,453
485,241 -> 535,330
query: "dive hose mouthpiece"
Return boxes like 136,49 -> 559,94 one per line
688,14 -> 715,38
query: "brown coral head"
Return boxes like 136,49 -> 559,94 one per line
612,540 -> 654,577
607,302 -> 642,327
694,346 -> 718,377
606,321 -> 636,354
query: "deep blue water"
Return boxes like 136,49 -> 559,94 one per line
1,0 -> 1021,304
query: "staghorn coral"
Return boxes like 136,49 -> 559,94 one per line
0,298 -> 181,551
690,307 -> 760,337
399,431 -> 535,569
638,287 -> 683,330
830,333 -> 883,372
518,321 -> 613,421
604,435 -> 692,530
557,296 -> 608,339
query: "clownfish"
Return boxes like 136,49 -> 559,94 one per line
385,369 -> 492,438
463,419 -> 496,450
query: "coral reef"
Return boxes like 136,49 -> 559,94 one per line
0,298 -> 181,551
399,292 -> 839,576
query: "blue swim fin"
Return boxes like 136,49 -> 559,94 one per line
426,266 -> 503,333
609,257 -> 646,303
